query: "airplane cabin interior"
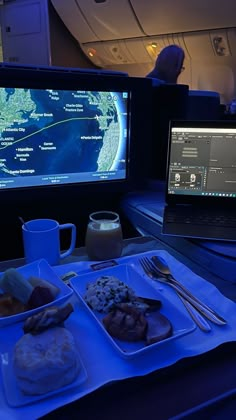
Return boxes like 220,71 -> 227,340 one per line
0,1 -> 236,419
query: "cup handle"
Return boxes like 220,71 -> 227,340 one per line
59,223 -> 76,259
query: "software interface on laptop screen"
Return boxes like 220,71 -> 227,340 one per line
0,86 -> 130,190
167,125 -> 236,198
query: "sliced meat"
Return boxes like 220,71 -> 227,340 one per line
145,311 -> 173,345
102,303 -> 147,342
23,303 -> 74,334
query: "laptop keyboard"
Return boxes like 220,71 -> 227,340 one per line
165,211 -> 236,227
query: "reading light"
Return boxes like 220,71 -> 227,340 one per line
146,43 -> 161,60
88,48 -> 96,58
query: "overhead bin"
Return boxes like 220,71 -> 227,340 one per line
50,0 -> 236,73
50,0 -> 98,43
74,0 -> 144,40
51,0 -> 236,43
51,0 -> 144,43
130,0 -> 236,35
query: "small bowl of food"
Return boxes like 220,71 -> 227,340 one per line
0,259 -> 73,327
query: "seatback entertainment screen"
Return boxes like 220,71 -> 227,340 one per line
0,86 -> 130,190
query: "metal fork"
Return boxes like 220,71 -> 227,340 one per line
151,255 -> 226,321
139,256 -> 227,327
140,257 -> 212,332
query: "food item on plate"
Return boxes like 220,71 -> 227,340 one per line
0,293 -> 27,316
103,304 -> 173,344
23,303 -> 74,334
13,326 -> 81,395
27,286 -> 56,309
84,273 -> 173,345
0,268 -> 33,304
84,275 -> 162,314
28,276 -> 60,299
0,268 -> 60,316
145,311 -> 173,344
84,275 -> 136,313
134,296 -> 162,312
103,303 -> 147,341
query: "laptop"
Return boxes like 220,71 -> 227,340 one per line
162,119 -> 236,241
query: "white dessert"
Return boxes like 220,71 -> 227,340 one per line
13,326 -> 81,395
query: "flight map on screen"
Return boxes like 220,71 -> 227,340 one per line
0,87 -> 129,190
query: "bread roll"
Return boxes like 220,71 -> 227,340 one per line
13,327 -> 81,395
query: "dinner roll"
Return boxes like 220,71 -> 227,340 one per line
13,327 -> 81,395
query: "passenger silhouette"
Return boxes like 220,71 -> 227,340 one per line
146,44 -> 185,83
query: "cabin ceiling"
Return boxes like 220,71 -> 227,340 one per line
130,0 -> 236,35
50,0 -> 236,68
51,0 -> 236,41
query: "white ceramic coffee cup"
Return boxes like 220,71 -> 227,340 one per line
22,218 -> 76,265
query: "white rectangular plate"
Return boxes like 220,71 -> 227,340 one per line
70,264 -> 196,358
0,259 -> 73,327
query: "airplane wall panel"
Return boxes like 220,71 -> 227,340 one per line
74,0 -> 144,41
105,40 -> 137,64
50,0 -> 98,43
1,0 -> 51,65
172,33 -> 191,59
122,36 -> 170,68
130,0 -> 236,36
183,32 -> 215,58
227,28 -> 236,57
189,60 -> 235,104
1,2 -> 41,35
124,39 -> 152,64
198,64 -> 234,104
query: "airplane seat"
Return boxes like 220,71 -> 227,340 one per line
149,78 -> 166,86
148,82 -> 189,180
187,90 -> 221,120
0,62 -> 129,77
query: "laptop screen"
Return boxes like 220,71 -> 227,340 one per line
166,120 -> 236,200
